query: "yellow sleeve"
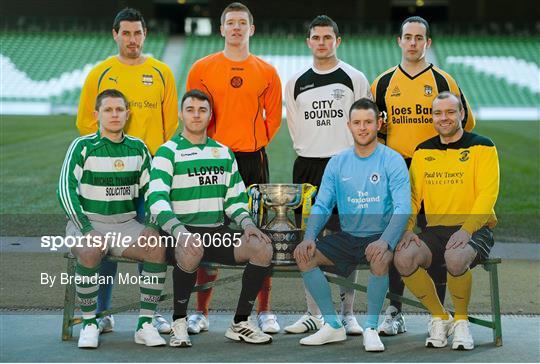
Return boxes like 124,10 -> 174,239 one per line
448,76 -> 476,132
462,146 -> 500,234
370,80 -> 377,102
161,66 -> 179,141
406,152 -> 423,231
76,69 -> 100,135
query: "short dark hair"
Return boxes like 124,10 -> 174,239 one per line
95,89 -> 129,111
181,89 -> 211,110
399,16 -> 430,38
349,98 -> 379,120
113,8 -> 146,33
221,2 -> 253,25
307,15 -> 340,38
433,91 -> 463,111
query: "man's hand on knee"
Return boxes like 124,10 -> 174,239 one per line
84,230 -> 108,252
137,227 -> 160,252
366,239 -> 389,264
446,229 -> 471,250
244,225 -> 271,245
177,234 -> 203,257
294,239 -> 316,265
396,231 -> 421,251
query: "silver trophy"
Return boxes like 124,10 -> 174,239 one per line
248,183 -> 304,265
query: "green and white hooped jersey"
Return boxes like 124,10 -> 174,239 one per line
148,135 -> 252,236
57,131 -> 152,235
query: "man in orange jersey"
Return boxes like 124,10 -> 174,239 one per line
371,16 -> 475,336
185,2 -> 282,334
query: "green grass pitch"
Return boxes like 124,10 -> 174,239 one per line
0,115 -> 538,242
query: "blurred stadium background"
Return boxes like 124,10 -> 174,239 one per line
0,0 -> 539,313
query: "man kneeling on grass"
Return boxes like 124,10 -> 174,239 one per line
294,98 -> 411,351
147,89 -> 274,347
58,89 -> 167,348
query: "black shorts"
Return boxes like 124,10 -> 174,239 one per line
165,225 -> 242,266
316,231 -> 382,277
419,225 -> 494,269
293,156 -> 340,231
234,148 -> 269,186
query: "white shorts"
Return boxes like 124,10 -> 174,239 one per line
66,219 -> 145,257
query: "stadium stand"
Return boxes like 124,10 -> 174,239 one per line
1,31 -> 166,113
1,32 -> 538,117
437,37 -> 540,109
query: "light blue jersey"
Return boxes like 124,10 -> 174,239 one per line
304,144 -> 411,249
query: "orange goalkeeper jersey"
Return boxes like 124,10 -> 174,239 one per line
186,52 -> 282,153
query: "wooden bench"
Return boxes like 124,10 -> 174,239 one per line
61,254 -> 503,346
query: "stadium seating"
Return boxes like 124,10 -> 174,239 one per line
1,32 -> 538,115
1,31 -> 166,111
437,37 -> 540,108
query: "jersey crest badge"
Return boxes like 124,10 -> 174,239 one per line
424,85 -> 433,96
369,172 -> 380,184
114,159 -> 125,171
331,88 -> 345,100
211,148 -> 220,158
142,74 -> 153,86
230,76 -> 243,88
391,86 -> 401,97
459,150 -> 470,162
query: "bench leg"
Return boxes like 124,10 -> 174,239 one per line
487,263 -> 503,346
62,256 -> 77,341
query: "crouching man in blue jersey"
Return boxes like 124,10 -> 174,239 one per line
293,98 -> 411,351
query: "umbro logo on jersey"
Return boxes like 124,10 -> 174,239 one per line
142,74 -> 153,86
425,156 -> 436,162
108,76 -> 118,83
391,86 -> 401,97
424,85 -> 433,96
459,150 -> 470,162
299,83 -> 314,91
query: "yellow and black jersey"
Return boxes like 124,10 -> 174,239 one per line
371,64 -> 475,160
408,131 -> 499,234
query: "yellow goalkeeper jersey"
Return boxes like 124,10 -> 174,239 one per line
408,131 -> 499,234
371,64 -> 475,160
76,56 -> 178,155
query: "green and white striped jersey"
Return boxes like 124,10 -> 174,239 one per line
148,135 -> 252,237
57,131 -> 153,234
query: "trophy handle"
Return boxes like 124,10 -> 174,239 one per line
247,184 -> 264,227
300,183 -> 318,230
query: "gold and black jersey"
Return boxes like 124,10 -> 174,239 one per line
371,64 -> 475,160
408,132 -> 499,234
